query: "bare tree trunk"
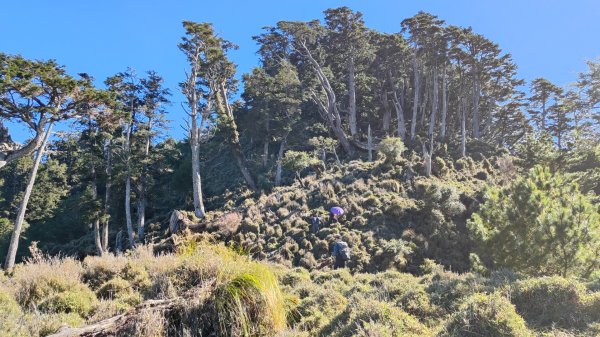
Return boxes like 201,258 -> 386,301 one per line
440,65 -> 448,140
274,134 -> 288,186
115,230 -> 123,256
184,53 -> 207,219
262,114 -> 269,167
348,58 -> 358,136
367,124 -> 373,162
124,176 -> 135,248
124,113 -> 136,248
420,73 -> 429,127
102,139 -> 112,252
136,194 -> 145,241
90,157 -> 103,256
332,146 -> 341,166
136,118 -> 152,241
423,142 -> 432,177
392,90 -> 407,140
300,41 -> 355,157
425,66 -> 438,177
428,67 -> 439,142
217,83 -> 258,192
472,78 -> 481,139
410,55 -> 420,141
461,97 -> 467,158
190,125 -> 205,218
4,122 -> 53,270
0,123 -> 46,170
381,92 -> 392,134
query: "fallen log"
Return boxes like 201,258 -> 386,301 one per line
47,299 -> 178,337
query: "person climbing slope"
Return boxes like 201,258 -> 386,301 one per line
331,235 -> 351,269
310,213 -> 322,233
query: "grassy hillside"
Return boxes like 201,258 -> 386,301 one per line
2,239 -> 600,336
186,148 -> 506,274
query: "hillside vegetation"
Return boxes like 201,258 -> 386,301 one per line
1,5 -> 600,337
2,239 -> 600,336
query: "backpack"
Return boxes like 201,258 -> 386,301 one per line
337,241 -> 351,260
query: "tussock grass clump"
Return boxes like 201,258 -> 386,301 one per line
292,285 -> 348,332
365,271 -> 439,319
425,270 -> 485,314
442,292 -> 533,337
320,294 -> 431,337
212,263 -> 287,337
510,276 -> 589,329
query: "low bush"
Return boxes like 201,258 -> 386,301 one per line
0,287 -> 28,336
510,276 -> 587,329
38,283 -> 96,317
320,295 -> 431,337
442,292 -> 533,337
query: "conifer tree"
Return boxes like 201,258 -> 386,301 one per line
323,7 -> 373,136
528,78 -> 563,133
0,56 -> 104,269
469,166 -> 600,277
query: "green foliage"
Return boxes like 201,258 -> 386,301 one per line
281,151 -> 320,175
514,133 -> 558,170
378,137 -> 406,165
469,165 -> 600,277
442,293 -> 533,337
38,283 -> 96,317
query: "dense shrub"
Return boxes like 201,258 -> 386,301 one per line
469,166 -> 600,277
0,287 -> 28,336
38,283 -> 96,317
442,293 -> 533,337
320,295 -> 431,337
510,276 -> 588,329
378,137 -> 406,165
82,254 -> 128,289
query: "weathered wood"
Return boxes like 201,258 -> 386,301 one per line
275,133 -> 288,186
0,120 -> 46,170
410,55 -> 420,141
102,139 -> 112,253
47,299 -> 178,337
367,124 -> 373,162
440,64 -> 448,140
348,58 -> 358,136
300,40 -> 356,157
168,210 -> 195,234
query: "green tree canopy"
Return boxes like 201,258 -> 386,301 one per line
469,165 -> 600,277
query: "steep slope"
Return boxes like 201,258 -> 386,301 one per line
183,148 -> 511,273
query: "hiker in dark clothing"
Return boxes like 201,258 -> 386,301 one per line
310,214 -> 322,233
331,235 -> 350,269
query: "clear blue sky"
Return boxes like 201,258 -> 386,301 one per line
1,0 -> 599,142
